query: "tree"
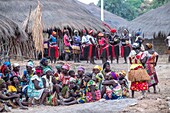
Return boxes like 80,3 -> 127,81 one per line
97,0 -> 170,20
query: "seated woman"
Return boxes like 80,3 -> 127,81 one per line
27,66 -> 49,105
118,70 -> 129,97
59,77 -> 86,105
84,72 -> 101,102
42,69 -> 60,101
0,79 -> 27,110
92,65 -> 104,91
101,62 -> 115,77
76,66 -> 85,86
101,73 -> 122,100
0,65 -> 12,82
58,64 -> 70,98
40,58 -> 52,74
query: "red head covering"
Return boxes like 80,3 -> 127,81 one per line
89,30 -> 94,34
110,28 -> 117,33
52,31 -> 56,36
1,65 -> 7,74
83,30 -> 86,33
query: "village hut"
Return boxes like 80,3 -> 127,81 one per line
127,2 -> 170,54
0,0 -> 111,57
76,2 -> 128,29
0,14 -> 35,63
0,0 -> 108,32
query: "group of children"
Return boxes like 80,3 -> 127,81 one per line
0,59 -> 129,112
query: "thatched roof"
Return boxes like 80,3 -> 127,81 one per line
76,2 -> 128,29
0,0 -> 108,32
127,2 -> 170,39
0,14 -> 27,41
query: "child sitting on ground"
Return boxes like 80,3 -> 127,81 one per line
101,72 -> 122,100
92,65 -> 104,91
118,70 -> 129,97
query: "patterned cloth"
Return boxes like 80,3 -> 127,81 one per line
85,80 -> 101,102
105,80 -> 122,99
130,81 -> 148,91
145,51 -> 159,87
27,75 -> 44,100
128,50 -> 149,91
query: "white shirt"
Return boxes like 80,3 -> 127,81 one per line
167,36 -> 170,47
82,35 -> 90,44
87,35 -> 96,44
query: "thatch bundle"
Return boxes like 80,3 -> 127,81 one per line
127,2 -> 170,39
31,1 -> 44,57
0,14 -> 35,59
0,0 -> 108,32
76,2 -> 128,29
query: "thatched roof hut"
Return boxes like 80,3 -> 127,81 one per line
76,2 -> 128,29
127,2 -> 170,39
0,14 -> 27,41
0,0 -> 108,32
0,14 -> 34,60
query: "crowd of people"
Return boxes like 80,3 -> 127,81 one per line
46,28 -> 143,64
0,39 -> 160,111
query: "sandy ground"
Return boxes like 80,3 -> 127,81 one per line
10,55 -> 170,113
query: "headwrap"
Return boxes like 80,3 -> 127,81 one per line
40,58 -> 48,65
98,33 -> 104,37
27,62 -> 34,68
89,30 -> 94,34
13,63 -> 20,68
62,64 -> 70,70
1,65 -> 7,74
74,30 -> 78,33
85,72 -> 92,78
110,28 -> 117,33
136,31 -> 142,36
55,64 -> 63,69
77,66 -> 85,72
93,65 -> 102,71
35,66 -> 43,74
106,72 -> 118,80
146,43 -> 153,49
3,62 -> 11,67
43,68 -> 52,74
69,77 -> 76,83
52,31 -> 56,36
119,70 -> 126,77
83,30 -> 86,33
103,62 -> 110,70
132,43 -> 140,49
0,79 -> 5,86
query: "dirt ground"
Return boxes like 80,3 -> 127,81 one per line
10,55 -> 170,113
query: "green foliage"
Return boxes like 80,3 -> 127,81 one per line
97,0 -> 170,20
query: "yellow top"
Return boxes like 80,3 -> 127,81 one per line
8,85 -> 17,93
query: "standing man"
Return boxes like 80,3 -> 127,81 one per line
121,29 -> 131,64
82,30 -> 90,63
63,29 -> 71,61
87,30 -> 96,64
72,30 -> 81,62
48,31 -> 59,64
109,28 -> 120,64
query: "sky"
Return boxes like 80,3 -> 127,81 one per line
78,0 -> 99,5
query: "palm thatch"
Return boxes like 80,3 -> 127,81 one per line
0,14 -> 27,41
0,0 -> 108,32
76,2 -> 128,29
0,14 -> 35,59
127,2 -> 170,39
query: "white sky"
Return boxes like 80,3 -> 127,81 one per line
78,0 -> 99,5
